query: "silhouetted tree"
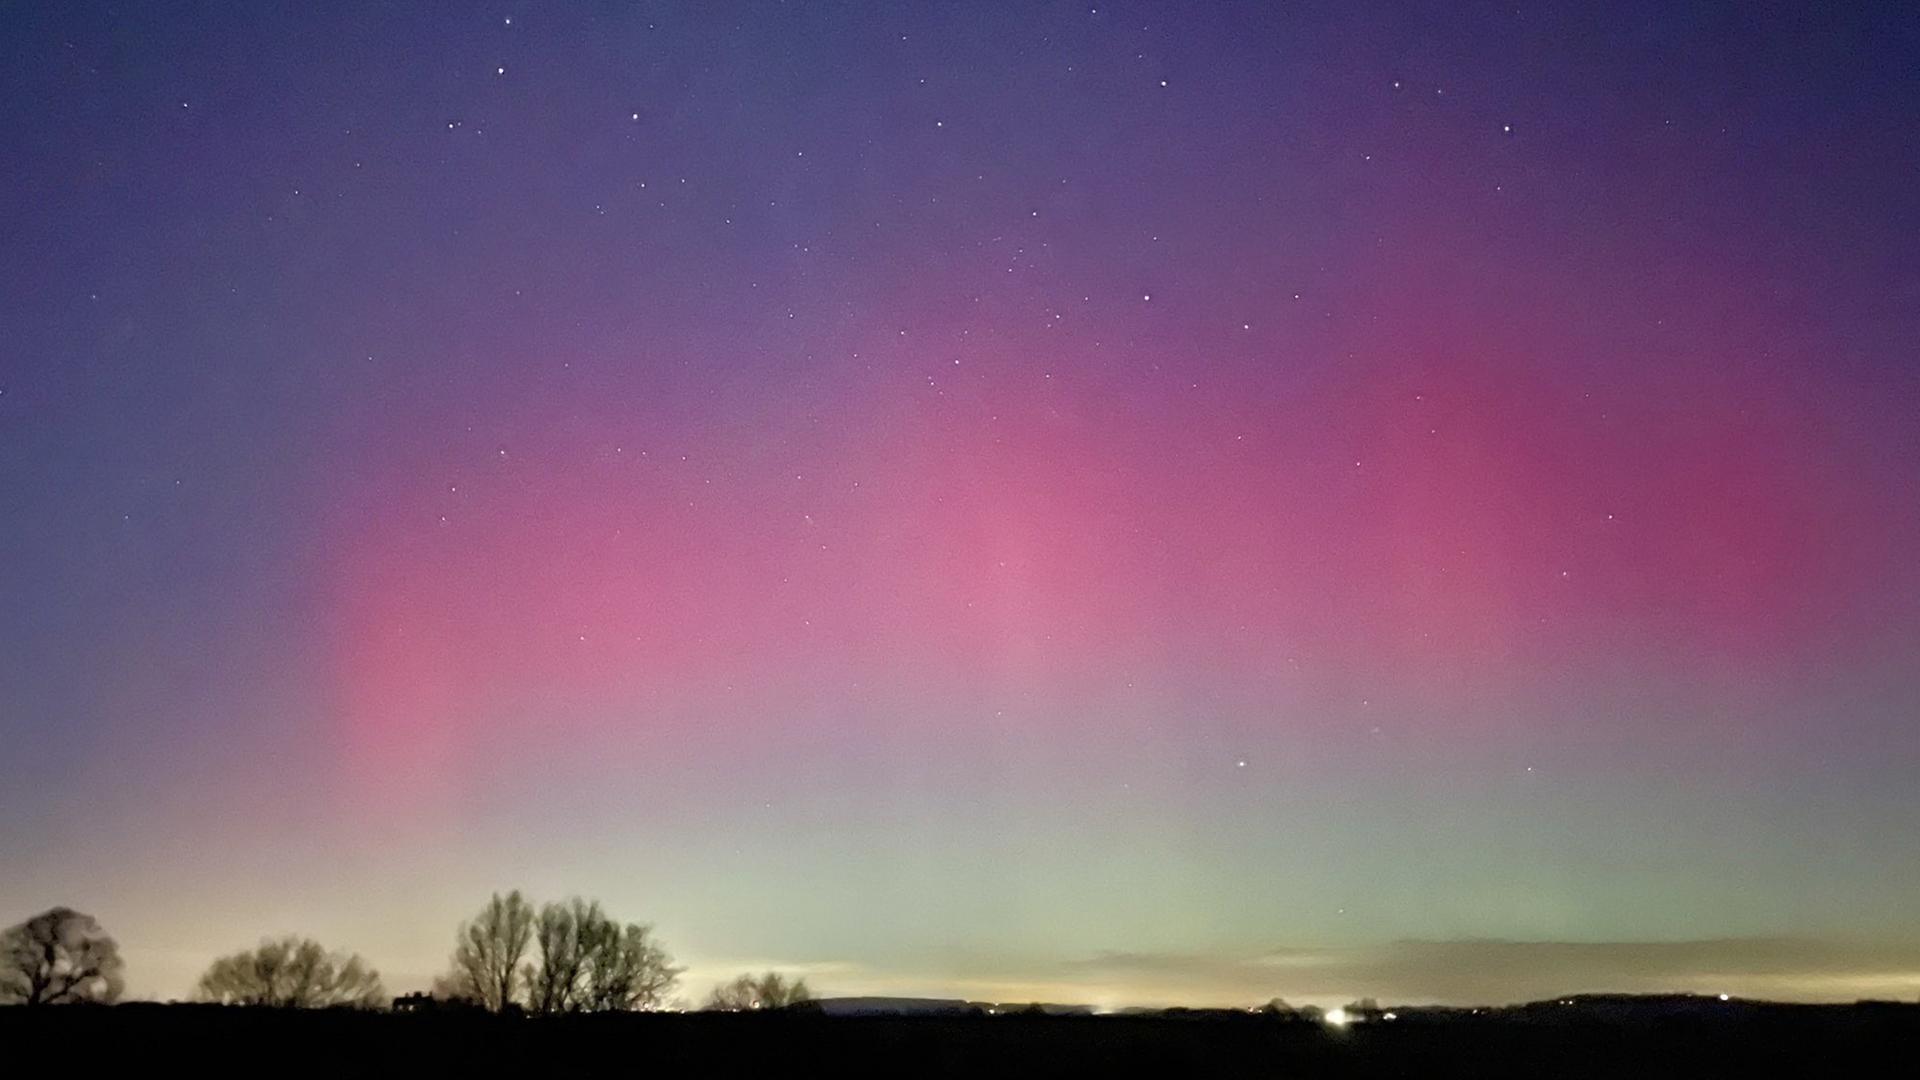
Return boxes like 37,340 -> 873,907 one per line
441,890 -> 677,1013
195,936 -> 385,1008
1345,997 -> 1384,1022
579,918 -> 681,1011
525,898 -> 598,1014
441,891 -> 534,1012
0,907 -> 124,1005
706,970 -> 813,1011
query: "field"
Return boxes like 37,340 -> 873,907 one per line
5,1000 -> 1914,1077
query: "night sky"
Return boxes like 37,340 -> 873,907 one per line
4,2 -> 1918,1007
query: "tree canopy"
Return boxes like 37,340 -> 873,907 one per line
0,907 -> 125,1006
438,890 -> 535,1012
195,936 -> 385,1008
706,970 -> 813,1011
440,890 -> 681,1013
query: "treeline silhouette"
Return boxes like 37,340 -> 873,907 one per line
2,895 -> 806,1013
11,903 -> 1920,1077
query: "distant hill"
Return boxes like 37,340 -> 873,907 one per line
814,997 -> 1095,1017
813,997 -> 979,1016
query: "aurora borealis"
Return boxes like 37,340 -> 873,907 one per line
3,2 -> 1918,1006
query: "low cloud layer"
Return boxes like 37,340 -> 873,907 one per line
1048,938 -> 1920,1007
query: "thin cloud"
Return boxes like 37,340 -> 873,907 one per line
1053,938 -> 1920,1006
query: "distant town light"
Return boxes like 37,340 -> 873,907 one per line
1324,1007 -> 1351,1028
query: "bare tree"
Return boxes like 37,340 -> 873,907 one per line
580,918 -> 681,1011
195,936 -> 384,1008
705,970 -> 812,1011
524,898 -> 599,1014
441,890 -> 677,1013
441,891 -> 534,1012
0,907 -> 125,1005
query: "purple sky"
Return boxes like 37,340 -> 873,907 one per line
3,2 -> 1918,1006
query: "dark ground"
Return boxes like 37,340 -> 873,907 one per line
4,1000 -> 1914,1077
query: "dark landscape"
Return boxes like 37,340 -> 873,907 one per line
8,996 -> 1916,1077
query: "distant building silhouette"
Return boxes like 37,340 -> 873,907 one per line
393,991 -> 483,1014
